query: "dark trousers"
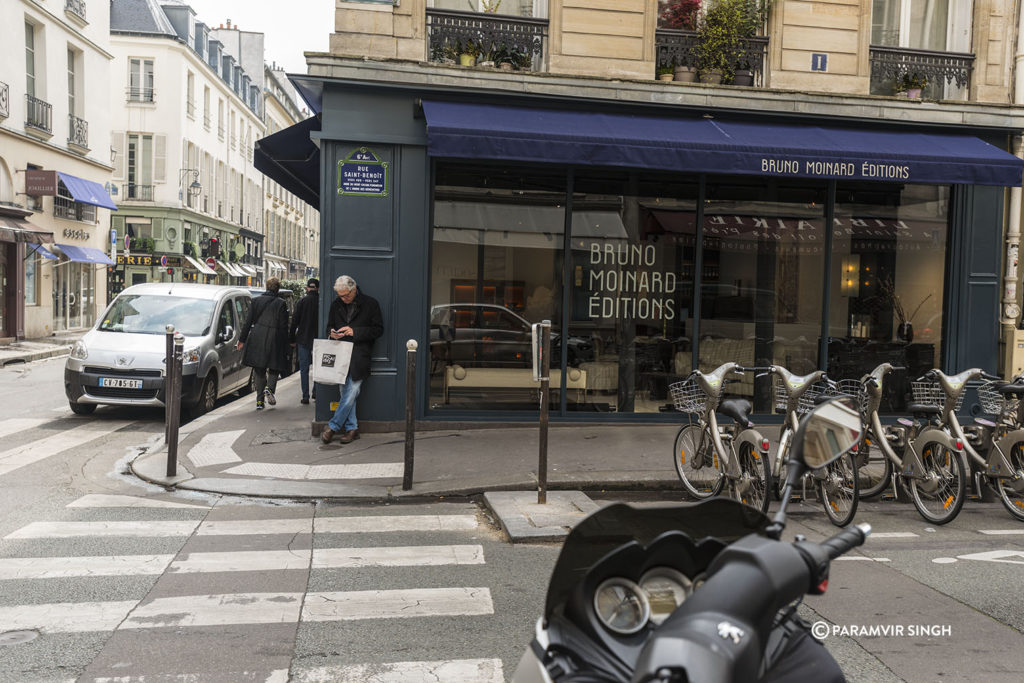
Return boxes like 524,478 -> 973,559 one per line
297,343 -> 313,399
252,367 -> 278,399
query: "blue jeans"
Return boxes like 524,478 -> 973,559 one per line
297,343 -> 313,399
327,376 -> 361,433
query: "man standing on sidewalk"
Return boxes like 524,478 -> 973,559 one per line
321,275 -> 383,444
237,277 -> 289,410
290,278 -> 319,405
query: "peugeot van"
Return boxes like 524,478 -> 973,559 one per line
64,283 -> 253,416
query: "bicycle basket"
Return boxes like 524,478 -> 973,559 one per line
911,381 -> 965,411
835,379 -> 869,416
977,381 -> 1015,416
670,379 -> 707,414
774,378 -> 839,415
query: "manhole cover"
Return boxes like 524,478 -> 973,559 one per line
0,630 -> 39,646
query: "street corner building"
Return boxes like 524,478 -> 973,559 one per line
255,0 -> 1024,426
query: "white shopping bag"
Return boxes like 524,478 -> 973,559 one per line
312,339 -> 353,385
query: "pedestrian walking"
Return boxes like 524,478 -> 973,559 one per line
237,277 -> 290,410
320,275 -> 383,444
290,278 -> 319,405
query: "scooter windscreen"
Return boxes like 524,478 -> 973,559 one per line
543,497 -> 770,619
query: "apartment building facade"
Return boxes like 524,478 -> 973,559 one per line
107,0 -> 265,295
259,0 -> 1024,424
262,65 -> 320,283
1,0 -> 117,340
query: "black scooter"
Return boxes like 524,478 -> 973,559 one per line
513,397 -> 869,683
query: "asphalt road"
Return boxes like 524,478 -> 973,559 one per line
1,356 -> 1024,682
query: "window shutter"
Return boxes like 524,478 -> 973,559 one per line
152,217 -> 164,239
111,132 -> 125,180
154,134 -> 166,182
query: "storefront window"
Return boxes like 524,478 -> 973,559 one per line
25,249 -> 37,305
828,183 -> 949,413
429,164 -> 566,410
568,172 -> 697,414
701,178 -> 827,413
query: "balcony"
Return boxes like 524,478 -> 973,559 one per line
126,87 -> 155,103
426,8 -> 547,71
25,94 -> 52,135
68,114 -> 88,151
64,0 -> 86,23
0,82 -> 8,119
869,45 -> 974,100
655,29 -> 768,86
123,184 -> 155,201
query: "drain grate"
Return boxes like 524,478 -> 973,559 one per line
0,630 -> 39,646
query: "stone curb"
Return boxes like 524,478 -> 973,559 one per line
0,345 -> 73,367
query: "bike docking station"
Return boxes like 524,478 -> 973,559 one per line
482,320 -> 601,543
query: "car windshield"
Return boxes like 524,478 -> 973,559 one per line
98,295 -> 216,336
543,497 -> 769,617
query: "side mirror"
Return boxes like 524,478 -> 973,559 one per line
221,325 -> 234,342
796,397 -> 862,469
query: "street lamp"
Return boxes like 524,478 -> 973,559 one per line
178,168 -> 202,202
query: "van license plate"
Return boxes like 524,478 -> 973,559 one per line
99,377 -> 143,389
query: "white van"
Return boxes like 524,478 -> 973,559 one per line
64,283 -> 253,415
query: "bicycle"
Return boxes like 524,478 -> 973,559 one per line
767,365 -> 859,527
852,363 -> 970,525
670,362 -> 773,513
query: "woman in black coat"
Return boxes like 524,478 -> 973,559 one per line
237,277 -> 290,410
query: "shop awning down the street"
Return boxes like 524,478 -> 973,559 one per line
183,254 -> 217,275
420,101 -> 1024,187
254,115 -> 321,208
53,244 -> 114,265
57,172 -> 118,210
0,215 -> 54,244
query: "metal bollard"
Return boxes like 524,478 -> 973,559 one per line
164,325 -> 175,445
537,320 -> 551,505
403,339 -> 418,491
166,332 -> 185,477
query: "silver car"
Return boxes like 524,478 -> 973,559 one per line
64,283 -> 253,415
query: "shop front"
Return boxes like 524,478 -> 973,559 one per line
265,80 -> 1021,424
0,211 -> 55,340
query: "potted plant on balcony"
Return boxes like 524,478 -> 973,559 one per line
696,0 -> 744,84
458,40 -> 481,67
657,65 -> 675,81
897,72 -> 928,99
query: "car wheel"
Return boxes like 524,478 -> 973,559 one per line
190,375 -> 218,417
69,401 -> 96,416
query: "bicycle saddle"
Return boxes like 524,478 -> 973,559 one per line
772,366 -> 825,394
907,403 -> 942,416
717,398 -> 754,428
997,382 -> 1024,396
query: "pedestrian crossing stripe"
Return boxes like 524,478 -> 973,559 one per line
284,658 -> 504,682
66,494 -> 209,509
0,420 -> 134,478
0,588 -> 494,633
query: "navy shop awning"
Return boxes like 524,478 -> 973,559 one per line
55,244 -> 115,265
254,115 -> 321,208
421,101 -> 1024,187
57,172 -> 118,210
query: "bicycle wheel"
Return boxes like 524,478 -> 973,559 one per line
909,440 -> 967,525
995,441 -> 1024,522
857,429 -> 893,500
674,424 -> 725,499
818,452 -> 859,527
735,441 -> 771,514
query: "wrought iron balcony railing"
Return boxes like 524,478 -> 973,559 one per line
0,82 -> 8,119
68,114 -> 88,149
426,8 -> 547,71
869,45 -> 974,99
25,94 -> 52,133
65,0 -> 86,22
124,184 -> 155,201
655,28 -> 769,86
126,87 -> 155,103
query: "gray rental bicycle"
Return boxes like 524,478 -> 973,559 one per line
670,362 -> 773,513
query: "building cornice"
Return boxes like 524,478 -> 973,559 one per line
23,0 -> 114,60
0,126 -> 115,173
303,53 -> 1024,133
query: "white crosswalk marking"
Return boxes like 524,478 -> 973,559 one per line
315,514 -> 479,533
302,587 -> 494,621
221,461 -> 404,479
0,420 -> 133,477
67,494 -> 209,509
869,532 -> 919,538
5,520 -> 200,539
186,429 -> 245,467
0,554 -> 174,580
290,658 -> 505,682
0,417 -> 50,439
195,517 -> 313,535
0,600 -> 137,633
123,593 -> 303,628
312,544 -> 485,568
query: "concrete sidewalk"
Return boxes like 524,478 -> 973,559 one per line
131,372 -> 754,540
0,333 -> 81,367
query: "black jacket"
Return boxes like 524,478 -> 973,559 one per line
290,290 -> 319,346
240,291 -> 289,372
325,289 -> 383,382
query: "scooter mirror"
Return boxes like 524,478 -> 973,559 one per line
800,397 -> 862,469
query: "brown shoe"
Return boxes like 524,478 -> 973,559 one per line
320,427 -> 335,444
338,429 -> 360,444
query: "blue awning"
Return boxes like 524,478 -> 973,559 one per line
28,243 -> 58,260
57,172 -> 118,210
55,244 -> 115,265
421,101 -> 1024,187
254,115 -> 320,208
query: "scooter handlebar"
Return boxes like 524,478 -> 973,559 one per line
819,523 -> 872,561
